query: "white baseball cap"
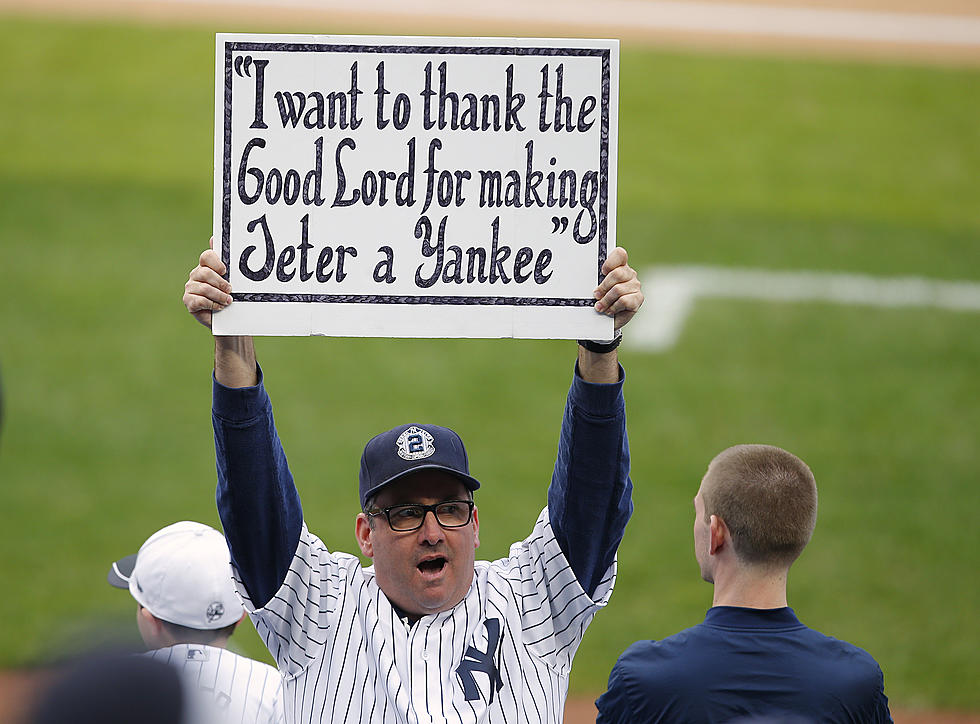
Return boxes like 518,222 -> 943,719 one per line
107,521 -> 244,630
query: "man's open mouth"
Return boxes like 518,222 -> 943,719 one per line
417,557 -> 447,574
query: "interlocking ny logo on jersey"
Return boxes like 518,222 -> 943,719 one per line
396,426 -> 435,461
455,619 -> 504,704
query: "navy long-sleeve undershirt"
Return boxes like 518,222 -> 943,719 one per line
212,363 -> 632,608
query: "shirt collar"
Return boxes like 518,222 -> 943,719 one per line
703,606 -> 803,629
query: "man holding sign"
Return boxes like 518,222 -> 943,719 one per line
183,240 -> 642,722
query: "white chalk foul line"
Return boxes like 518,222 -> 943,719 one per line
626,266 -> 980,352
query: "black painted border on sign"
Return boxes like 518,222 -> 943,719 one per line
220,40 -> 611,308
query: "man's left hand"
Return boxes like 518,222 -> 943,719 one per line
593,247 -> 644,330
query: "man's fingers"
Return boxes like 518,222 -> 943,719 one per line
594,248 -> 634,299
199,248 -> 227,275
188,264 -> 232,294
183,242 -> 229,330
593,249 -> 641,317
601,247 -> 629,275
592,244 -> 644,330
182,287 -> 227,330
593,265 -> 634,299
182,291 -> 224,315
184,279 -> 233,308
594,277 -> 642,313
610,290 -> 645,329
182,244 -> 233,330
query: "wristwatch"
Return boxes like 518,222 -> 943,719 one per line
577,328 -> 623,353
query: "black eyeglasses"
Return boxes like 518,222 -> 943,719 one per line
366,500 -> 475,532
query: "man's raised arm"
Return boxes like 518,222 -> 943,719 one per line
549,247 -> 643,598
183,242 -> 301,608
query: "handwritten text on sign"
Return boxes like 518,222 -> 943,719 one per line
213,35 -> 619,338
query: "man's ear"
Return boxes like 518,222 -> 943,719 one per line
137,605 -> 166,648
708,515 -> 730,556
355,513 -> 375,558
472,506 -> 480,550
139,605 -> 159,629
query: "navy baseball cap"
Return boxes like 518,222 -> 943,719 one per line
359,423 -> 481,508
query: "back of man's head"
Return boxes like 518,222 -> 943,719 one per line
107,521 -> 245,647
702,445 -> 817,567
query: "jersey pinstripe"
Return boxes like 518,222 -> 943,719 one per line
233,509 -> 615,723
145,643 -> 285,724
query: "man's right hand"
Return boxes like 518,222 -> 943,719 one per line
182,237 -> 257,388
183,237 -> 233,330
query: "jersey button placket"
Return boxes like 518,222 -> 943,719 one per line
408,620 -> 431,719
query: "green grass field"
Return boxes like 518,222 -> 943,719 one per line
0,14 -> 978,710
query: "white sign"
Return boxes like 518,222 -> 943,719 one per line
212,34 -> 618,338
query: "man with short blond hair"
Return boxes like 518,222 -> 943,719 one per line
597,444 -> 892,723
699,444 -> 817,567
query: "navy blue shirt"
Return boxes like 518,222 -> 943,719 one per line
212,363 -> 633,609
596,606 -> 891,724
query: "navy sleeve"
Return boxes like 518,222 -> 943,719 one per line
548,362 -> 633,598
212,366 -> 303,609
871,665 -> 894,724
595,656 -> 634,724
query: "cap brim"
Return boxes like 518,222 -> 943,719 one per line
362,464 -> 481,506
107,553 -> 137,589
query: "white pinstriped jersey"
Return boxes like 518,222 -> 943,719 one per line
233,508 -> 615,723
145,643 -> 285,724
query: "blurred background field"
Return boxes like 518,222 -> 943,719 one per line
0,6 -> 978,715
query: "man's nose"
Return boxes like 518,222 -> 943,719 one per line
417,510 -> 446,544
